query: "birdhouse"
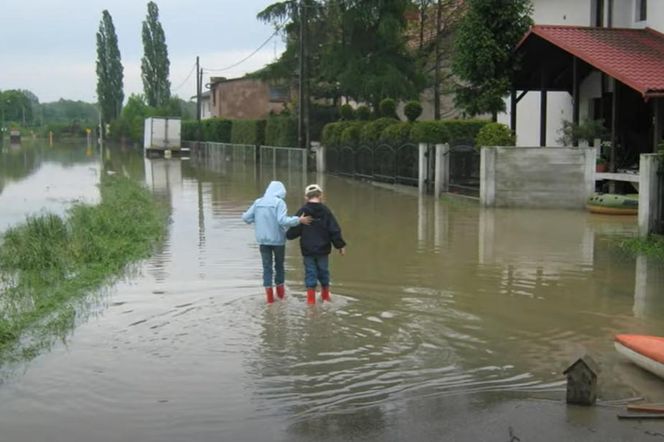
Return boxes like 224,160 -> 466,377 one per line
563,355 -> 600,406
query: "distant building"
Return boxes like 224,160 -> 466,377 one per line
207,77 -> 290,120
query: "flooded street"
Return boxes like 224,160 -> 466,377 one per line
1,141 -> 664,441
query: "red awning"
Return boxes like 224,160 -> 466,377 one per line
517,25 -> 664,98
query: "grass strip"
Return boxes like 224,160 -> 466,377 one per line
0,174 -> 167,361
618,234 -> 664,261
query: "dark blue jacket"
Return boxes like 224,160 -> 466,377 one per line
286,202 -> 346,256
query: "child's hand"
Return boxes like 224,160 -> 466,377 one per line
299,215 -> 313,225
339,247 -> 346,256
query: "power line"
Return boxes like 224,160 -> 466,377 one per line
172,61 -> 197,93
203,27 -> 282,73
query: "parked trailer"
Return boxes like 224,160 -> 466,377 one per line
144,117 -> 184,156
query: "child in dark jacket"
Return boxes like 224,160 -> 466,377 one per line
286,184 -> 346,304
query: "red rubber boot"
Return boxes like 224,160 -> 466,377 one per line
321,286 -> 331,302
276,284 -> 286,300
265,287 -> 275,304
306,288 -> 316,305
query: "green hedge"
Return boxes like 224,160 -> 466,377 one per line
231,119 -> 266,145
182,120 -> 201,140
359,117 -> 399,144
380,122 -> 413,144
265,116 -> 297,147
201,118 -> 232,142
476,122 -> 515,147
323,118 -> 488,146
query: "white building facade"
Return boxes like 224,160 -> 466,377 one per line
500,0 -> 664,147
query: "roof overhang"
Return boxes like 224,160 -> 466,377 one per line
514,25 -> 664,99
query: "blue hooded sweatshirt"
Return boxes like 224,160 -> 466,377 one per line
242,181 -> 300,246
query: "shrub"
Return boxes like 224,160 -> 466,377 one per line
444,120 -> 488,144
356,105 -> 371,121
340,104 -> 355,121
182,120 -> 201,140
359,117 -> 399,144
201,118 -> 232,142
404,101 -> 423,122
322,122 -> 343,146
339,122 -> 366,146
475,122 -> 515,147
230,119 -> 266,145
410,121 -> 449,144
379,98 -> 397,118
265,116 -> 297,147
380,122 -> 413,144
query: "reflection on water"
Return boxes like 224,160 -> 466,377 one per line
0,141 -> 663,441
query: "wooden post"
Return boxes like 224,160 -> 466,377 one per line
510,88 -> 517,135
610,78 -> 618,173
572,57 -> 580,147
653,98 -> 662,153
540,89 -> 548,147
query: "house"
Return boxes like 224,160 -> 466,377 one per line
199,91 -> 212,119
207,77 -> 290,120
500,0 -> 664,171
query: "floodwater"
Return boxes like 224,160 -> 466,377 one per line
1,140 -> 664,441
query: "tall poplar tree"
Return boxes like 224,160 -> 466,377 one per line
96,10 -> 124,126
141,1 -> 171,107
452,0 -> 532,118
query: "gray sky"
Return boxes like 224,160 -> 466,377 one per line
0,0 -> 285,103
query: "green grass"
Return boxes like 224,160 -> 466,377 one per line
618,234 -> 664,261
0,175 -> 167,362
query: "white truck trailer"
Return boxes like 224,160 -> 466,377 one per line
144,117 -> 182,156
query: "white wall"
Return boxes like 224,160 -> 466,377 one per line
499,92 -> 572,146
531,0 -> 592,25
646,0 -> 664,32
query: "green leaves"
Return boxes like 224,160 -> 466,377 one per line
141,1 -> 171,107
452,0 -> 533,116
96,10 -> 124,126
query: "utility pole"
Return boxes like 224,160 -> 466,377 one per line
196,56 -> 201,121
297,0 -> 308,150
434,0 -> 442,120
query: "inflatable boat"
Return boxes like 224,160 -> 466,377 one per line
586,193 -> 638,215
615,334 -> 664,379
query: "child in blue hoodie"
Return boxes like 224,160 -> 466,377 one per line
242,181 -> 311,303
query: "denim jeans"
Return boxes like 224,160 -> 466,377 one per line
303,255 -> 329,289
259,245 -> 286,287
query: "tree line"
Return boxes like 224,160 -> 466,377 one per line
254,0 -> 532,120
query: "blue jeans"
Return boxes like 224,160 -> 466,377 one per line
303,255 -> 329,289
259,245 -> 285,287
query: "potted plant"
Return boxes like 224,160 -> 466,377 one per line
557,119 -> 608,147
596,156 -> 608,173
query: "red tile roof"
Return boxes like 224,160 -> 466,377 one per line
517,25 -> 664,98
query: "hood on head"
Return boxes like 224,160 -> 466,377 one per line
264,181 -> 286,199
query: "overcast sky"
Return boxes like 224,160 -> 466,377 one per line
0,0 -> 285,103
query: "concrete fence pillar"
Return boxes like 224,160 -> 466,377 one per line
313,142 -> 325,173
418,143 -> 427,194
480,147 -> 497,207
434,143 -> 450,197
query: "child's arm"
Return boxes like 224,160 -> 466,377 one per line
286,207 -> 305,240
277,201 -> 310,228
241,201 -> 257,224
327,211 -> 346,250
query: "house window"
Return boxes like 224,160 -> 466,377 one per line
269,85 -> 289,103
636,0 -> 647,21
